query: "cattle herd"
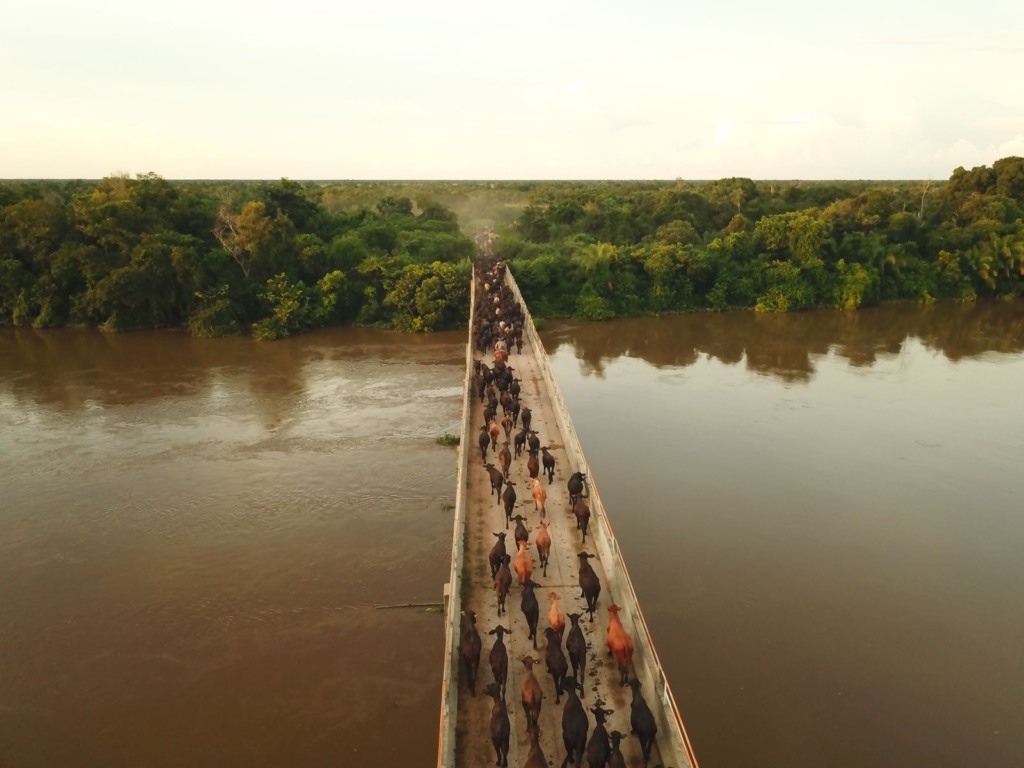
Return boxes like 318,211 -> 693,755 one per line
458,257 -> 664,768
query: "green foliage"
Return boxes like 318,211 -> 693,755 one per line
755,261 -> 814,313
517,205 -> 552,242
638,242 -> 679,311
253,273 -> 311,340
754,211 -> 830,268
383,261 -> 470,332
0,175 -> 474,337
494,159 -> 1023,319
833,259 -> 873,309
436,433 -> 460,446
397,229 -> 475,264
259,178 -> 321,231
377,196 -> 414,217
3,165 -> 1021,332
934,250 -> 976,301
314,270 -> 351,325
189,285 -> 242,337
655,219 -> 701,245
993,157 -> 1024,202
0,258 -> 30,324
574,286 -> 615,320
706,177 -> 758,216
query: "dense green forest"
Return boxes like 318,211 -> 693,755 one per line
1,159 -> 1021,338
0,176 -> 477,337
501,158 -> 1024,319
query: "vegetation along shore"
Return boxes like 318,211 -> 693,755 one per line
1,157 -> 1021,338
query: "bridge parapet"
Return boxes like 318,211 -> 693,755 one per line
502,267 -> 699,768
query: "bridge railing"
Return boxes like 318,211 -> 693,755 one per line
504,267 -> 701,768
436,268 -> 475,768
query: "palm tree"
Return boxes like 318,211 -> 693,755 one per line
992,232 -> 1024,280
964,242 -> 997,294
973,232 -> 1024,295
854,232 -> 892,300
570,242 -> 618,292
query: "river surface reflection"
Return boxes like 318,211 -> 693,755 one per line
0,327 -> 465,768
540,300 -> 1024,768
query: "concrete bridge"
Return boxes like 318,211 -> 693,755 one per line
437,264 -> 700,768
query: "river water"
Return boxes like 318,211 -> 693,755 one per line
542,301 -> 1024,768
1,302 -> 1022,767
0,327 -> 465,767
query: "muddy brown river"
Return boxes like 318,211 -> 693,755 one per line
0,327 -> 464,767
1,301 -> 1023,768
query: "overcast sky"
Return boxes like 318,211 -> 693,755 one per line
2,0 -> 1022,180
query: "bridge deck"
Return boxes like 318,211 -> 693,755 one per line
438,269 -> 699,768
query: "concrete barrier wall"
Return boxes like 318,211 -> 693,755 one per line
504,269 -> 701,768
436,270 -> 475,768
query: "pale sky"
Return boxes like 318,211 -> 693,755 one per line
2,0 -> 1022,180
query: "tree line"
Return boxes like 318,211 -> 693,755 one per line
1,159 -> 1021,338
0,175 -> 474,338
499,158 -> 1024,319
